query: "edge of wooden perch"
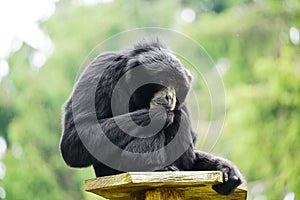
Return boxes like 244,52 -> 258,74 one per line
85,171 -> 247,200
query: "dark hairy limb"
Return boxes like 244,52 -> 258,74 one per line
191,150 -> 244,195
60,103 -> 174,168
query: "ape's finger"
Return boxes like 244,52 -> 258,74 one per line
212,173 -> 242,195
212,181 -> 236,195
219,167 -> 229,182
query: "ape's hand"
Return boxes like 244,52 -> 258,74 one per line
150,87 -> 176,111
212,157 -> 244,195
193,151 -> 244,195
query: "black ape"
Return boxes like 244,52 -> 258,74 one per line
60,39 -> 244,195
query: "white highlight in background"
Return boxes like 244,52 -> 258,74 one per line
0,60 -> 9,81
30,51 -> 47,68
0,186 -> 5,199
213,58 -> 231,77
74,0 -> 113,6
0,0 -> 56,69
181,8 -> 196,23
0,137 -> 7,159
0,162 -> 5,180
289,27 -> 299,45
284,192 -> 295,200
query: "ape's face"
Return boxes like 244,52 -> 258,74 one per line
150,86 -> 176,111
125,54 -> 192,112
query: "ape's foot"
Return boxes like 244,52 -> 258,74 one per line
150,87 -> 176,111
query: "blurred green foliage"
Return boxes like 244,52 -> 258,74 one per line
0,0 -> 299,199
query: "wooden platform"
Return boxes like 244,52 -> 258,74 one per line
85,171 -> 247,200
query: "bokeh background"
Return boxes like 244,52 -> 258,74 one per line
0,0 -> 299,199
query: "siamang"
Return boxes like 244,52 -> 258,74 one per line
60,39 -> 244,195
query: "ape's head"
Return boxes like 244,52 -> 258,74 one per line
113,39 -> 193,113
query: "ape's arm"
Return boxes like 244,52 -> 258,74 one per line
60,103 -> 173,168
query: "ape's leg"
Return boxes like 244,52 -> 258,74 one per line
93,162 -> 122,177
191,150 -> 244,195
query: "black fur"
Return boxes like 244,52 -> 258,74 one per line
60,39 -> 244,195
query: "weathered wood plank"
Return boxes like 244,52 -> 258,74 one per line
85,171 -> 247,200
144,189 -> 182,200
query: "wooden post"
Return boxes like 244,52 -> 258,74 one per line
85,171 -> 247,200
